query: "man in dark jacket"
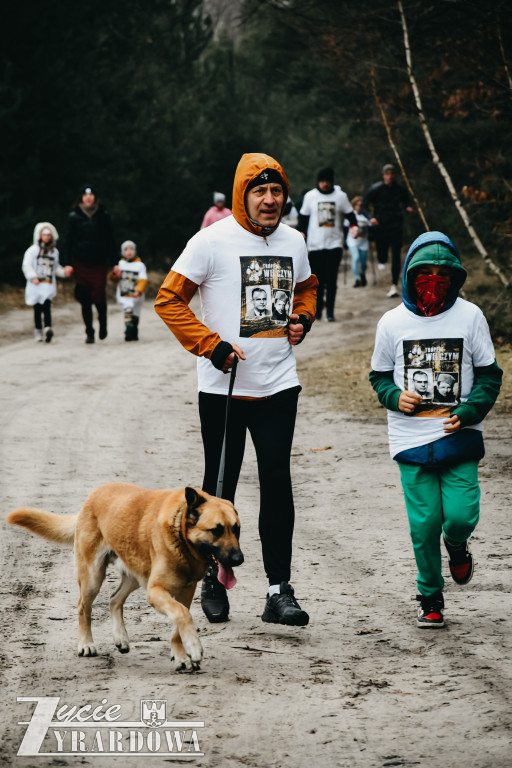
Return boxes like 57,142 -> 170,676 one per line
362,164 -> 414,298
66,184 -> 116,343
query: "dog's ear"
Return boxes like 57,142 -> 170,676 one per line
185,487 -> 206,525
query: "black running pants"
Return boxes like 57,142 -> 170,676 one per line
198,386 -> 300,585
308,248 -> 342,318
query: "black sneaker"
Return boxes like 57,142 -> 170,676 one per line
444,537 -> 474,585
44,326 -> 53,343
261,582 -> 309,626
416,592 -> 445,628
360,273 -> 367,287
85,329 -> 95,344
201,563 -> 229,623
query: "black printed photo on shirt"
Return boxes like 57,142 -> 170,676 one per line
36,254 -> 55,282
244,285 -> 271,319
240,256 -> 293,338
120,270 -> 138,296
403,338 -> 463,416
317,202 -> 335,228
272,289 -> 291,325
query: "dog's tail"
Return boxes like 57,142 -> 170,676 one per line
6,508 -> 77,545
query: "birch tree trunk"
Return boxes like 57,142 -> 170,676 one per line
398,0 -> 510,289
497,17 -> 512,97
369,57 -> 429,231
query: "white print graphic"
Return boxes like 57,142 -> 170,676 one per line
15,696 -> 204,757
36,254 -> 55,282
317,201 -> 335,228
403,337 -> 462,416
120,269 -> 139,296
240,256 -> 293,338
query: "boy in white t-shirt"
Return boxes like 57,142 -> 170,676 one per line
155,153 -> 318,630
370,231 -> 502,628
110,241 -> 148,341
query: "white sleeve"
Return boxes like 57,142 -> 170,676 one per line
470,309 -> 496,367
54,249 -> 66,278
139,261 -> 148,280
338,190 -> 355,215
22,246 -> 38,281
171,231 -> 212,285
300,191 -> 312,216
370,316 -> 396,371
295,237 -> 311,283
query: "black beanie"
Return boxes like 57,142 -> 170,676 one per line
317,167 -> 334,183
79,183 -> 97,197
246,168 -> 284,192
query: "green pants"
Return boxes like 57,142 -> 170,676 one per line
398,461 -> 480,597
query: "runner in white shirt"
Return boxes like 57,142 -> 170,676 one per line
299,168 -> 356,321
155,153 -> 318,628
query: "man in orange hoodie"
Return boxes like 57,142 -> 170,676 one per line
155,153 -> 318,627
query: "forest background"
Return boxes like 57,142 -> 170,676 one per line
2,0 -> 511,335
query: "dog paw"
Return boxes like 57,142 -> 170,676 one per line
172,653 -> 189,672
115,640 -> 130,654
183,633 -> 203,665
78,643 -> 97,657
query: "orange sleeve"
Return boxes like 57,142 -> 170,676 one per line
292,274 -> 319,321
135,278 -> 148,294
154,270 -> 222,359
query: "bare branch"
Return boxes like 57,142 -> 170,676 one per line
398,0 -> 510,288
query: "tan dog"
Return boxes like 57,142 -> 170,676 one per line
6,483 -> 243,671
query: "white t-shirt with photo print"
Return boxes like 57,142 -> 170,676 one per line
300,187 -> 354,251
172,215 -> 311,397
371,298 -> 496,458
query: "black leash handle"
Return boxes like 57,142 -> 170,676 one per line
216,356 -> 238,498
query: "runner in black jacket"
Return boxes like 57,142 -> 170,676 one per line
362,164 -> 413,298
66,184 -> 116,343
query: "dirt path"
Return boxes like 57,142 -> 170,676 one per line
1,268 -> 511,768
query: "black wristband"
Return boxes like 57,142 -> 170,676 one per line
210,340 -> 234,371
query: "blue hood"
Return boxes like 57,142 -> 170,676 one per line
401,231 -> 467,315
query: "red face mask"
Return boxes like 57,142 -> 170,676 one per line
414,273 -> 451,316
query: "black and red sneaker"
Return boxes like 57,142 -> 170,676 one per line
444,537 -> 474,585
416,592 -> 445,628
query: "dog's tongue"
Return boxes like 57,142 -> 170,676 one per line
217,562 -> 237,590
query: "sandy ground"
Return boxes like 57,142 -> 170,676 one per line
1,264 -> 511,768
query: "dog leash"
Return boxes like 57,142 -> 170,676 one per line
216,355 -> 238,498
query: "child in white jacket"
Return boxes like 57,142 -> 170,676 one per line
22,222 -> 73,342
110,240 -> 148,341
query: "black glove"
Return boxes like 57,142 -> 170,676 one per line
291,314 -> 312,345
210,340 -> 234,371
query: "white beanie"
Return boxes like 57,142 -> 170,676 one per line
121,240 -> 137,256
213,192 -> 226,204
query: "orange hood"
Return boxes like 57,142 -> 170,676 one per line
232,153 -> 290,237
